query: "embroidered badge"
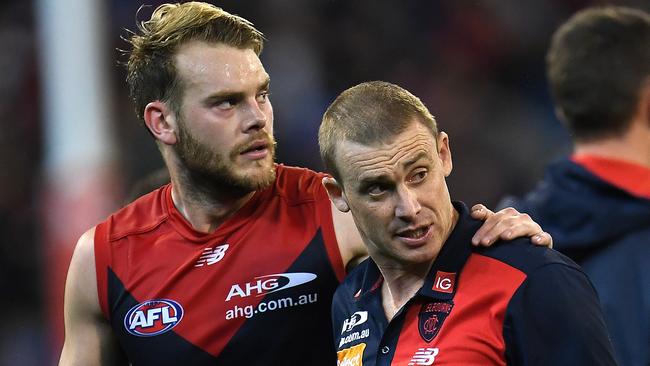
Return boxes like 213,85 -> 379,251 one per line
418,300 -> 453,342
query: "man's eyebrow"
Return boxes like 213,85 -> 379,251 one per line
259,77 -> 270,91
203,78 -> 271,103
357,173 -> 391,190
205,91 -> 245,101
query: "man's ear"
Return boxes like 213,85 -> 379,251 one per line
322,177 -> 350,213
143,101 -> 178,145
437,132 -> 453,177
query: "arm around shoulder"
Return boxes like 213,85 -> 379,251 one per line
504,263 -> 618,365
59,227 -> 127,366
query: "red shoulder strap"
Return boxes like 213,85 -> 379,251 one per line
93,221 -> 111,320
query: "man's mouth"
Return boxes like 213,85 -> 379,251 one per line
239,140 -> 270,159
395,225 -> 433,245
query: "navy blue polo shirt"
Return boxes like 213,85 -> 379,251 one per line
332,202 -> 617,366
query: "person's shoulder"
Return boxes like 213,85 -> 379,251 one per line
274,164 -> 329,204
101,183 -> 170,241
335,258 -> 371,300
474,238 -> 581,275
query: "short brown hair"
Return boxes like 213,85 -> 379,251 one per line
319,81 -> 438,182
126,2 -> 265,122
547,6 -> 650,142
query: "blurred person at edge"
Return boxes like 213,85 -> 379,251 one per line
58,2 -> 552,365
322,81 -> 616,365
500,6 -> 650,366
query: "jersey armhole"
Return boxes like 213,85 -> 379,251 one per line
94,222 -> 111,321
316,193 -> 346,282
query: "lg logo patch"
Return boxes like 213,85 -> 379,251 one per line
432,271 -> 455,293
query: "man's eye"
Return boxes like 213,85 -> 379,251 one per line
214,99 -> 236,109
256,91 -> 270,103
409,170 -> 427,183
367,185 -> 386,196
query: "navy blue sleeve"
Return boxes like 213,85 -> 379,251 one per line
503,263 -> 618,365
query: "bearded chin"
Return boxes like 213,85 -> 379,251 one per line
175,129 -> 276,195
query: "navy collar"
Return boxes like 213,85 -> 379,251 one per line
356,202 -> 479,301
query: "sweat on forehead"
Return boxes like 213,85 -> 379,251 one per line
319,81 -> 438,181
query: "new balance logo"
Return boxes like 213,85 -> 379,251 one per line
408,348 -> 439,365
195,244 -> 229,267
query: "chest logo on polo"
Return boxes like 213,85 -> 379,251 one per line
432,271 -> 456,293
408,347 -> 439,365
341,311 -> 368,333
226,272 -> 317,301
418,300 -> 453,342
337,342 -> 365,366
124,299 -> 184,337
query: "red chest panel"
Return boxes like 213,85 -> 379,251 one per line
94,166 -> 345,364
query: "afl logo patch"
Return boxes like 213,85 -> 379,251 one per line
124,299 -> 184,337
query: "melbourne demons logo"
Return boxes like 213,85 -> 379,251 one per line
418,300 -> 453,342
124,299 -> 184,337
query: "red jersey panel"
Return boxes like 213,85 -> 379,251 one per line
94,165 -> 345,365
389,255 -> 525,365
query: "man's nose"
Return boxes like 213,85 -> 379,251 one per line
241,98 -> 267,132
395,185 -> 421,220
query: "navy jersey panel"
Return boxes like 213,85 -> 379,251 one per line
107,269 -> 219,366
332,258 -> 391,366
503,263 -> 617,365
214,229 -> 338,365
501,159 -> 650,366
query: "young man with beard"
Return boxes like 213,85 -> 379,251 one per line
499,7 -> 650,366
321,81 -> 617,365
58,3 -> 552,365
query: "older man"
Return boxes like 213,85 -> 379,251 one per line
321,81 -> 616,365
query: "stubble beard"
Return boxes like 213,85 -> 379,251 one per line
175,118 -> 277,196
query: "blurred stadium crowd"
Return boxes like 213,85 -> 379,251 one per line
1,0 -> 648,364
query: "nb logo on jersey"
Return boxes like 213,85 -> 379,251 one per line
195,244 -> 229,267
124,299 -> 184,337
408,348 -> 439,365
341,311 -> 368,334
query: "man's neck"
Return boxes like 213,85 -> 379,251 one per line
574,117 -> 650,168
380,265 -> 430,320
170,180 -> 255,233
160,147 -> 264,233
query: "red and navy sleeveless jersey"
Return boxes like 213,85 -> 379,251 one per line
94,164 -> 346,365
332,202 -> 617,366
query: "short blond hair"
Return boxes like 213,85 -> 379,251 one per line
319,81 -> 438,183
126,2 -> 264,122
